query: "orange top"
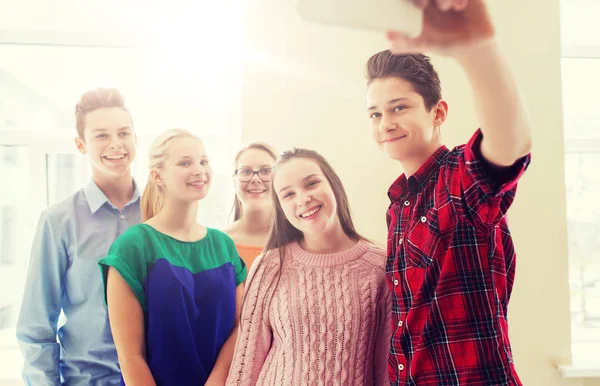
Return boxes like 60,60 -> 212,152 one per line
235,244 -> 263,273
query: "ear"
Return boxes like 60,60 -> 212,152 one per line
74,137 -> 87,154
151,169 -> 165,189
432,100 -> 449,128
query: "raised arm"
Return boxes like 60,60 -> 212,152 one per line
457,42 -> 531,167
388,0 -> 532,166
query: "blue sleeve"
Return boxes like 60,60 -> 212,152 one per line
16,210 -> 65,385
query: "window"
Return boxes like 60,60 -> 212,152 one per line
0,146 -> 29,344
562,63 -> 600,366
0,2 -> 243,380
561,0 -> 600,367
0,146 -> 28,267
46,154 -> 92,206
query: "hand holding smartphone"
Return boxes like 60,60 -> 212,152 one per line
297,0 -> 424,38
298,0 -> 496,59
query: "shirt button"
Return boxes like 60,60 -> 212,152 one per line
404,200 -> 410,206
394,279 -> 399,285
398,320 -> 403,327
420,216 -> 427,223
398,238 -> 403,245
398,364 -> 404,371
120,215 -> 125,220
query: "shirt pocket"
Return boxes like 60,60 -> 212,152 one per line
405,208 -> 443,268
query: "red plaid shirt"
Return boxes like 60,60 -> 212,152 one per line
386,130 -> 530,386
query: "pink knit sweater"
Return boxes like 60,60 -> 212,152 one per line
226,239 -> 391,386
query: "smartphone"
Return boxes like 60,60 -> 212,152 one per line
296,0 -> 423,38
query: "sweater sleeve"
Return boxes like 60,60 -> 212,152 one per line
374,276 -> 392,385
226,250 -> 278,386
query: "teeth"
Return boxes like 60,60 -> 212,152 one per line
189,182 -> 205,186
300,206 -> 320,218
104,155 -> 125,160
248,190 -> 265,194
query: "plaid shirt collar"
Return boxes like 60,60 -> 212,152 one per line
387,145 -> 450,202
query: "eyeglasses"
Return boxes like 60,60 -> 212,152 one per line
234,167 -> 272,182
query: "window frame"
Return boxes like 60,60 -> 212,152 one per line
561,44 -> 600,374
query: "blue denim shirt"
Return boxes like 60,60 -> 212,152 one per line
16,179 -> 140,385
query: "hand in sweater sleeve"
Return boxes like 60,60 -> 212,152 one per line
226,251 -> 277,386
374,280 -> 392,386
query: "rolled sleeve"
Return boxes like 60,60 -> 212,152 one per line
448,129 -> 531,228
464,129 -> 531,197
16,211 -> 65,385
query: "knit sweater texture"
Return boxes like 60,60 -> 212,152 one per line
226,239 -> 391,386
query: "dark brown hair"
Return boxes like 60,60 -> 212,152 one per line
75,87 -> 132,139
365,50 -> 442,111
264,148 -> 364,257
231,142 -> 277,222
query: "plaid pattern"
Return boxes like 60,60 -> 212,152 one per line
386,130 -> 530,386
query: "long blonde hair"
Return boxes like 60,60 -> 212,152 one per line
231,142 -> 277,222
140,129 -> 202,221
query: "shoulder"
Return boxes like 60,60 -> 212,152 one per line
357,241 -> 388,279
205,228 -> 241,266
437,144 -> 467,171
451,141 -> 468,155
259,247 -> 285,267
111,224 -> 152,251
34,191 -> 89,246
208,227 -> 236,248
443,129 -> 485,169
246,248 -> 282,281
433,144 -> 468,189
122,223 -> 152,238
359,241 -> 386,265
39,189 -> 85,226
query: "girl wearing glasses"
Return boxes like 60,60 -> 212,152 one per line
224,142 -> 277,272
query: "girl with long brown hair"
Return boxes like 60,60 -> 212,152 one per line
227,148 -> 391,386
